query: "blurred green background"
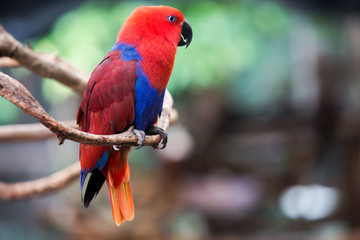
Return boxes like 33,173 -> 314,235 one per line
1,0 -> 360,239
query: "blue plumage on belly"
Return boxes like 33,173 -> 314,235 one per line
112,42 -> 165,131
133,68 -> 165,131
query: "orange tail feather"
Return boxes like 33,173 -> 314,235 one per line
107,180 -> 134,226
106,148 -> 134,226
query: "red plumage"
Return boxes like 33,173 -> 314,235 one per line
77,51 -> 137,172
77,50 -> 137,226
77,5 -> 192,226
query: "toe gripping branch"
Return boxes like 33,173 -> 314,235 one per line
133,129 -> 146,149
132,126 -> 168,149
146,126 -> 168,149
113,126 -> 168,150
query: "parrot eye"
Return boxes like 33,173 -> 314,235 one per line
167,15 -> 176,22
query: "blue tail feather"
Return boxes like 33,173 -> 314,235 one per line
80,166 -> 88,194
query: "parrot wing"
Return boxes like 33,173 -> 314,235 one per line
77,49 -> 137,178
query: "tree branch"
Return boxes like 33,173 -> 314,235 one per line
0,121 -> 77,142
0,25 -> 88,95
0,162 -> 80,200
0,71 -> 173,147
0,57 -> 20,68
0,25 -> 178,200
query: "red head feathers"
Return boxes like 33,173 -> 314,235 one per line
118,6 -> 190,48
117,5 -> 192,90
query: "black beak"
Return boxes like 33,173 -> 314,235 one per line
178,20 -> 192,48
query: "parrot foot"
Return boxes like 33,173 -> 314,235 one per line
147,126 -> 168,149
133,129 -> 145,149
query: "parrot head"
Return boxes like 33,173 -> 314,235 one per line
117,5 -> 192,49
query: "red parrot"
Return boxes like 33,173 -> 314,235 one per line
76,6 -> 192,226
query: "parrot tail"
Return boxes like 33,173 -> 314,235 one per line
105,147 -> 134,226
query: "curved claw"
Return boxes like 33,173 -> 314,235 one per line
157,131 -> 168,149
133,129 -> 145,149
113,145 -> 121,151
147,126 -> 168,149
